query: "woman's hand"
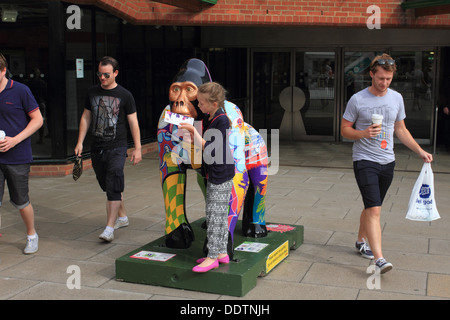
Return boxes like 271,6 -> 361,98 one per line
179,123 -> 205,149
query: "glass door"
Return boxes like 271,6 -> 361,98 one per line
390,49 -> 436,143
343,51 -> 384,103
251,50 -> 291,135
341,50 -> 384,141
295,51 -> 336,139
341,49 -> 436,144
251,49 -> 337,140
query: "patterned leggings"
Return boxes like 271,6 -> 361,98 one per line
205,179 -> 233,259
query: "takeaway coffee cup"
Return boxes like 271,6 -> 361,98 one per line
0,130 -> 5,152
372,114 -> 383,126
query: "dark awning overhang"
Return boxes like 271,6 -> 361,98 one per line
401,0 -> 450,17
152,0 -> 217,12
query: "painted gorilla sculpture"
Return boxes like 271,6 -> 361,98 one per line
157,58 -> 268,258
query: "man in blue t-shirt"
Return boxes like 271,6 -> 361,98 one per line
0,53 -> 43,254
342,53 -> 433,274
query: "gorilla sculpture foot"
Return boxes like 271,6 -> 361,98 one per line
242,223 -> 268,238
165,222 -> 195,249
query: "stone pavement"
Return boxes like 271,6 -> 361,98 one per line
1,142 -> 449,300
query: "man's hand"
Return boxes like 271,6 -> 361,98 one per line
130,148 -> 142,166
365,124 -> 382,138
74,143 -> 83,157
419,150 -> 433,163
0,136 -> 18,152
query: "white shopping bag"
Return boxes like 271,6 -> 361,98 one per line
406,162 -> 440,221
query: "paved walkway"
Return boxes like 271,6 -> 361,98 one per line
1,142 -> 449,300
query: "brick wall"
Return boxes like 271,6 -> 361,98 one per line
66,0 -> 450,28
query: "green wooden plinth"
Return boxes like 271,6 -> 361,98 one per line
115,219 -> 303,297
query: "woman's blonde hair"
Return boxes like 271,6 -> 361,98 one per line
198,82 -> 226,109
198,82 -> 231,126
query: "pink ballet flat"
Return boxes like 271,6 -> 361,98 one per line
192,259 -> 219,273
196,255 -> 230,264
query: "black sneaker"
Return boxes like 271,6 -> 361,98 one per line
355,239 -> 374,259
375,258 -> 393,274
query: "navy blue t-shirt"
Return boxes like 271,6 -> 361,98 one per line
0,79 -> 39,164
202,109 -> 235,184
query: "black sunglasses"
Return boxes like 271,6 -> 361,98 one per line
96,71 -> 111,78
375,59 -> 395,66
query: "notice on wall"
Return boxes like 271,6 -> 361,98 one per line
76,58 -> 84,78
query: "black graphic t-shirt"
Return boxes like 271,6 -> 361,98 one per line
85,84 -> 137,151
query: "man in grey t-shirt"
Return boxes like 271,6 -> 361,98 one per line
341,53 -> 433,274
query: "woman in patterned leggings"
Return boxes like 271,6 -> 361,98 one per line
180,82 -> 235,273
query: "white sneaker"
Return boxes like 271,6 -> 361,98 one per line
24,234 -> 39,254
114,217 -> 129,229
99,229 -> 114,242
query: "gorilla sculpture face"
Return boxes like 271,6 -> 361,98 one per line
169,58 -> 212,120
169,81 -> 199,118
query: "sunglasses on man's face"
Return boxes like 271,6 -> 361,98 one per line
96,72 -> 111,78
375,59 -> 395,66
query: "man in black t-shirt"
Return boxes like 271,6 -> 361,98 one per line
75,56 -> 141,242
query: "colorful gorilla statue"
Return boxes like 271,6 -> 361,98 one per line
157,58 -> 268,258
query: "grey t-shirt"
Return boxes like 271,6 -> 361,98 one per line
343,87 -> 406,164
